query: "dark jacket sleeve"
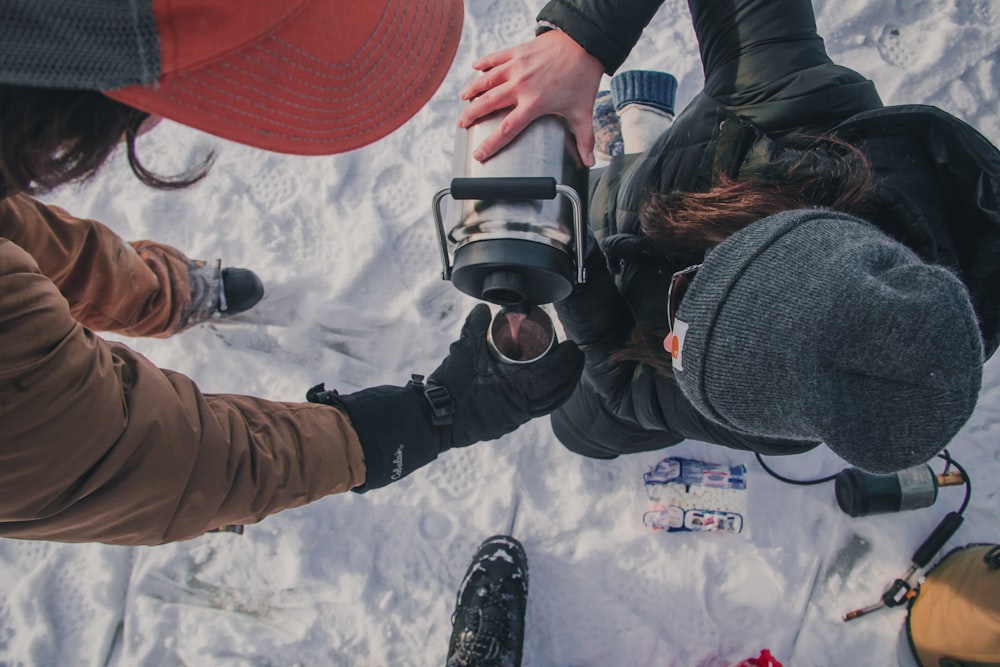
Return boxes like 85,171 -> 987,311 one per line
536,0 -> 665,73
537,0 -> 838,86
690,0 -> 830,98
681,0 -> 881,139
551,376 -> 683,458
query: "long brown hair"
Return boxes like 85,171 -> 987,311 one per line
613,134 -> 877,375
0,84 -> 213,196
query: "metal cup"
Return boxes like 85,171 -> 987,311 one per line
486,304 -> 556,365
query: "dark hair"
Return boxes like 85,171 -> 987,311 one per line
0,84 -> 213,196
612,135 -> 877,375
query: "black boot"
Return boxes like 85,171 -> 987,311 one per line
220,267 -> 264,315
446,535 -> 528,667
182,261 -> 265,329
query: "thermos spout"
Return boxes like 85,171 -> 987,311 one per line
430,114 -> 588,306
481,270 -> 526,305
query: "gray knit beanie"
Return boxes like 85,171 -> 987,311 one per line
672,209 -> 984,474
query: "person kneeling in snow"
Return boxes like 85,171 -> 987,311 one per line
457,0 -> 999,475
0,1 -> 584,546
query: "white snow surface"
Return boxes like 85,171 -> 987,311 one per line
2,1 -> 1000,665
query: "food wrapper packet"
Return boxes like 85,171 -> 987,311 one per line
643,456 -> 749,536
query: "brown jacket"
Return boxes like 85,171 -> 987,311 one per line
0,194 -> 366,545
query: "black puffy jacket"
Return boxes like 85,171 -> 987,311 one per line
540,0 -> 1000,458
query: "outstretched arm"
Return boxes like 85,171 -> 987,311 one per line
0,238 -> 366,546
457,0 -> 665,164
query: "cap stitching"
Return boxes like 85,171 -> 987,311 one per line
114,0 -> 460,146
192,64 -> 425,121
265,4 -> 409,73
162,21 -> 451,134
211,10 -> 437,106
150,54 -> 444,142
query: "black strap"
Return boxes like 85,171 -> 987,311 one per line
306,382 -> 345,407
409,374 -> 454,427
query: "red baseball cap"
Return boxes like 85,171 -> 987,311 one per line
104,0 -> 463,155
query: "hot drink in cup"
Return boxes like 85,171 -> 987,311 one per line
487,304 -> 556,364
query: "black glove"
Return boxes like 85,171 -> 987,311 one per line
307,304 -> 584,492
554,239 -> 634,346
552,239 -> 640,408
427,303 -> 584,448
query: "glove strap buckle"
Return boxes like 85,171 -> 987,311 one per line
410,374 -> 455,426
306,382 -> 345,407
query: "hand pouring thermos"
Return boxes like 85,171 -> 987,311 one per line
431,113 -> 588,305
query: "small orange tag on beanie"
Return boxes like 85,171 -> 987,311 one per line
663,333 -> 677,355
664,319 -> 689,372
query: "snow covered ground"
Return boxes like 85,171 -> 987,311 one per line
2,1 -> 999,665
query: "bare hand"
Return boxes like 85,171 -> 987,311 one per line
457,30 -> 604,166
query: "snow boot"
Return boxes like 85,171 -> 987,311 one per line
445,535 -> 529,667
183,260 -> 264,329
219,267 -> 265,315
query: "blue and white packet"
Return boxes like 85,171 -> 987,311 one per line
642,456 -> 749,536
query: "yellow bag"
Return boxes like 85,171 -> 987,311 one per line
906,544 -> 1000,667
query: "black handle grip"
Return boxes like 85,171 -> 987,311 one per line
911,511 -> 964,568
450,177 -> 557,200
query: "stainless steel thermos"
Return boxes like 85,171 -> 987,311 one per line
431,113 -> 588,305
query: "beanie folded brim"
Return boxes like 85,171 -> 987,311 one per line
673,209 -> 984,473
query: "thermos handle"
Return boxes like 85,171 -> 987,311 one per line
431,187 -> 455,281
450,177 -> 557,200
430,177 -> 587,285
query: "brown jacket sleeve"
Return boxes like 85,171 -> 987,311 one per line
0,193 -> 197,337
0,230 -> 366,546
